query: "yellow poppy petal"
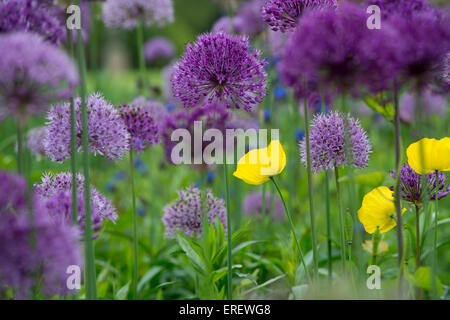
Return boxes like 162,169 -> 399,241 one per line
407,138 -> 450,174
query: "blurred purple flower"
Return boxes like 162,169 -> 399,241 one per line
162,186 -> 227,237
27,126 -> 48,157
44,93 -> 130,162
300,111 -> 372,173
399,89 -> 448,124
243,191 -> 285,222
233,0 -> 266,36
211,16 -> 234,34
172,32 -> 267,111
0,32 -> 78,123
144,36 -> 175,63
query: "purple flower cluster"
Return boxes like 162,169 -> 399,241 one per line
0,170 -> 27,211
34,172 -> 118,238
119,99 -> 163,153
365,0 -> 436,19
144,36 -> 175,63
0,171 -> 81,299
211,16 -> 233,34
400,89 -> 447,124
162,186 -> 227,237
262,0 -> 336,32
0,32 -> 79,123
103,0 -> 174,29
171,32 -> 267,111
27,126 -> 48,157
44,93 -> 130,162
243,191 -> 285,222
0,0 -> 65,44
233,0 -> 266,36
389,163 -> 450,204
300,111 -> 372,173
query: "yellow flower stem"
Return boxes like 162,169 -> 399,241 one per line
393,82 -> 404,298
432,170 -> 439,299
303,90 -> 318,277
270,177 -> 310,282
334,165 -> 346,272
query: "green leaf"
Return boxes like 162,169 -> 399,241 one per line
363,94 -> 395,122
115,281 -> 130,300
232,240 -> 264,255
354,171 -> 386,187
406,267 -> 443,296
176,233 -> 207,274
242,274 -> 286,296
137,266 -> 163,293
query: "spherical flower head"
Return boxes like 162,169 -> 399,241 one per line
399,89 -> 448,124
0,0 -> 65,44
0,32 -> 79,123
44,93 -> 130,162
171,32 -> 267,111
211,16 -> 234,34
262,0 -> 336,32
358,186 -> 406,234
0,172 -> 81,298
26,126 -> 48,158
0,171 -> 26,212
300,111 -> 372,173
233,140 -> 287,185
162,186 -> 227,237
103,0 -> 174,29
389,163 -> 450,204
162,102 -> 231,165
144,36 -> 175,63
233,0 -> 266,36
34,172 -> 118,238
120,100 -> 161,153
243,191 -> 285,222
406,138 -> 450,175
365,0 -> 436,20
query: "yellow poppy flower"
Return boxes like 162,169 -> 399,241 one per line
233,140 -> 286,185
406,138 -> 450,175
357,186 -> 406,234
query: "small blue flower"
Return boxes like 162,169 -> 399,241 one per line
295,129 -> 304,141
134,157 -> 148,174
274,86 -> 286,100
263,109 -> 271,122
106,180 -> 117,192
167,102 -> 176,112
137,206 -> 146,217
114,171 -> 127,180
206,171 -> 215,184
272,55 -> 281,65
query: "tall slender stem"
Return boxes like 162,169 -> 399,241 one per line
415,204 -> 421,299
432,170 -> 439,299
67,27 -> 78,225
303,92 -> 318,277
223,162 -> 233,299
270,177 -> 310,282
16,122 -> 24,175
129,150 -> 138,299
137,21 -> 147,95
76,5 -> 97,298
393,82 -> 404,298
334,166 -> 346,272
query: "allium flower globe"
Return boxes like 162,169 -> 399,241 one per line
243,191 -> 285,222
44,93 -> 130,162
144,36 -> 175,63
27,126 -> 48,157
162,186 -> 227,237
171,32 -> 267,111
103,0 -> 174,29
233,0 -> 266,36
262,0 -> 336,32
300,112 -> 372,173
0,32 -> 78,122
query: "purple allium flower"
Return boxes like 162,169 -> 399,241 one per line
389,163 -> 450,204
364,0 -> 436,19
34,172 -> 118,238
162,102 -> 231,165
243,191 -> 285,222
171,32 -> 267,111
280,2 -> 402,96
44,93 -> 130,162
162,186 -> 227,237
233,0 -> 266,36
103,0 -> 174,29
27,126 -> 48,157
300,111 -> 372,173
263,0 -> 336,32
399,89 -> 448,124
0,32 -> 79,123
119,98 -> 164,152
129,96 -> 169,134
144,36 -> 175,63
0,171 -> 81,299
0,0 -> 65,44
0,170 -> 26,211
162,62 -> 184,107
268,29 -> 287,59
211,16 -> 234,34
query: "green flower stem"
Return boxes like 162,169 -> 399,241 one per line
75,7 -> 97,298
16,122 -> 24,175
432,170 -> 439,299
303,92 -> 318,277
414,204 -> 421,299
393,82 -> 404,298
129,150 -> 139,299
137,21 -> 147,95
223,162 -> 233,299
370,229 -> 380,266
334,166 -> 346,272
66,27 -> 78,225
270,177 -> 310,282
